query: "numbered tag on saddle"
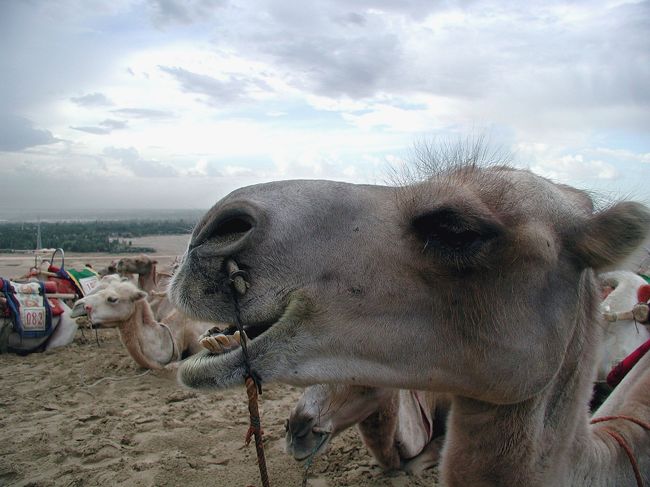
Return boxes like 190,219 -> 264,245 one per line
78,275 -> 99,295
20,307 -> 47,331
2,279 -> 54,338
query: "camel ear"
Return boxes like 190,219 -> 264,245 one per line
569,202 -> 650,270
131,290 -> 148,302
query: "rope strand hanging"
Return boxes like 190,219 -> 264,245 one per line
226,259 -> 270,487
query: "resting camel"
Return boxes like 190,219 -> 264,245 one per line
117,255 -> 159,293
170,159 -> 650,485
117,255 -> 177,320
286,384 -> 448,474
1,298 -> 78,353
72,281 -> 214,370
598,271 -> 650,381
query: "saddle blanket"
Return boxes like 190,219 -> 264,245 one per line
48,265 -> 99,297
0,279 -> 54,338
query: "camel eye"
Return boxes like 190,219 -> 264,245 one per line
411,207 -> 501,267
412,209 -> 480,249
107,296 -> 119,304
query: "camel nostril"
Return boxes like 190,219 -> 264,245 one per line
84,304 -> 92,312
212,216 -> 252,237
190,206 -> 258,253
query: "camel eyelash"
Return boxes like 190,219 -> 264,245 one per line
410,207 -> 502,267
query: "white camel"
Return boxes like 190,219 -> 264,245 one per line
598,271 -> 650,382
72,281 -> 215,370
1,295 -> 78,353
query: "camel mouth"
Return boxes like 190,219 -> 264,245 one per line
289,432 -> 332,462
70,302 -> 87,319
197,312 -> 284,358
178,293 -> 313,390
222,316 -> 280,341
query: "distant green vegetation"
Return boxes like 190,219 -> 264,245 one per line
0,219 -> 197,253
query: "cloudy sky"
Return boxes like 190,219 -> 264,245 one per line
1,0 -> 649,210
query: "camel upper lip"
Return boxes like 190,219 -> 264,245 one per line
70,303 -> 87,318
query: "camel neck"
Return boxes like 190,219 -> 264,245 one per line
138,265 -> 157,293
117,300 -> 169,370
441,272 -> 612,486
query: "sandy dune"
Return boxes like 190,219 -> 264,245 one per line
0,235 -> 438,486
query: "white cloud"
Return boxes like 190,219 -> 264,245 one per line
0,0 -> 649,210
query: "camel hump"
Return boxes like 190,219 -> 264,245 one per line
569,201 -> 650,270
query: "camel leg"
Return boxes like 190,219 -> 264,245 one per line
402,436 -> 444,476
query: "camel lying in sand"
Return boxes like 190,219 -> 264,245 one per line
171,156 -> 650,486
286,384 -> 449,475
598,271 -> 650,381
117,255 -> 159,293
117,255 -> 177,321
1,297 -> 78,353
72,281 -> 214,370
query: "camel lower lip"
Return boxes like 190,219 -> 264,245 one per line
291,434 -> 331,461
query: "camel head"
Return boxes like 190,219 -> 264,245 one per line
71,281 -> 147,327
171,164 -> 650,404
285,384 -> 392,461
117,255 -> 157,276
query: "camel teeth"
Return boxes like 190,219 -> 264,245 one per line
199,337 -> 221,353
215,334 -> 230,346
233,330 -> 241,343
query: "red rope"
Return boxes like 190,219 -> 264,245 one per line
244,376 -> 270,487
590,415 -> 650,487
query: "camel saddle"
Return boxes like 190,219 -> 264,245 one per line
0,278 -> 64,354
47,264 -> 99,297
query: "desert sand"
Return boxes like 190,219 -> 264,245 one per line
0,235 -> 438,487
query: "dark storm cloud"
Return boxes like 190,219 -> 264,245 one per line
158,66 -> 272,105
0,115 -> 58,152
70,92 -> 112,107
103,146 -> 179,177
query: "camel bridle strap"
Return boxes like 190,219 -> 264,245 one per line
159,322 -> 178,365
225,259 -> 270,487
590,415 -> 650,487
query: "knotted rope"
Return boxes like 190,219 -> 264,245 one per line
226,259 -> 270,487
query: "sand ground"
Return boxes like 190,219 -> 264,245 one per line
0,235 -> 438,487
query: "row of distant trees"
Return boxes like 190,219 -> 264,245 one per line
0,219 -> 196,253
